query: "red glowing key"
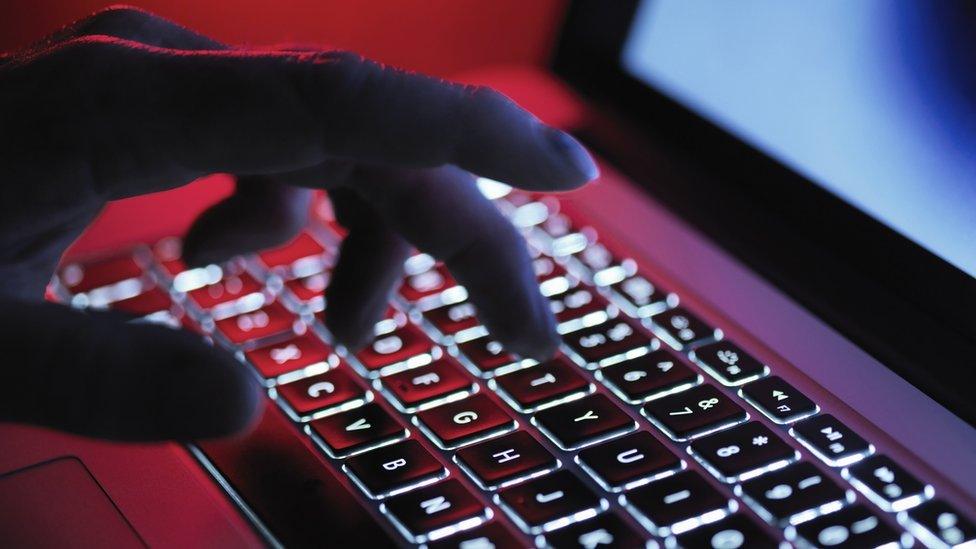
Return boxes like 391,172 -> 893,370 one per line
214,301 -> 298,344
245,332 -> 334,380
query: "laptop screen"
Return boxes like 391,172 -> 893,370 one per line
621,1 -> 976,278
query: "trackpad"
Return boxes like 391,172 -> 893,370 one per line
0,457 -> 144,548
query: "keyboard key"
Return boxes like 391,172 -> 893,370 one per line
491,355 -> 593,413
605,272 -> 672,317
564,318 -> 654,369
576,431 -> 683,491
423,301 -> 480,339
572,241 -> 616,273
531,253 -> 569,284
257,231 -> 333,278
673,513 -> 780,549
539,513 -> 649,549
740,376 -> 819,424
691,341 -> 769,386
532,394 -> 637,451
275,367 -> 370,421
58,254 -> 145,295
355,324 -> 437,377
414,394 -> 516,449
380,357 -> 475,412
900,500 -> 976,548
790,414 -> 875,467
381,479 -> 488,543
186,272 -> 265,319
548,286 -> 613,331
788,504 -> 907,548
245,332 -> 335,384
454,431 -> 559,490
213,301 -> 298,345
738,461 -> 853,526
423,521 -> 524,549
843,455 -> 933,512
455,336 -> 520,377
641,384 -> 748,441
109,287 -> 175,317
307,403 -> 407,457
343,439 -> 446,499
599,348 -> 701,404
495,470 -> 607,534
622,470 -> 733,537
689,421 -> 799,483
400,261 -> 458,304
649,307 -> 721,350
283,272 -> 329,311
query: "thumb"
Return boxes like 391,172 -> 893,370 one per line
0,300 -> 263,441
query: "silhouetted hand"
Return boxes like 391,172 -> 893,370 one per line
0,8 -> 597,441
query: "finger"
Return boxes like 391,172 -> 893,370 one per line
351,165 -> 560,360
324,189 -> 411,350
181,175 -> 313,267
49,38 -> 597,198
38,6 -> 223,50
0,300 -> 263,441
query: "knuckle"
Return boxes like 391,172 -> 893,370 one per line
78,5 -> 156,36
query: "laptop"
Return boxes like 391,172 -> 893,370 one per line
2,1 -> 973,547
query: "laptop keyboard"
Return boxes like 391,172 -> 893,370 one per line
53,181 -> 974,548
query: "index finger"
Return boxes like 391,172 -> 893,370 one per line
49,38 -> 598,197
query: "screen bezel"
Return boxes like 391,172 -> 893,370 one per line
551,0 -> 976,423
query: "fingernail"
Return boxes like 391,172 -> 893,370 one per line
546,127 -> 600,182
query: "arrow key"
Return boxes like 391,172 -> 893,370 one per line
307,403 -> 407,457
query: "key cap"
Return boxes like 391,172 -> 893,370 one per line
186,272 -> 265,319
790,414 -> 874,467
283,272 -> 329,312
401,262 -> 458,304
531,253 -> 570,285
740,376 -> 819,424
257,231 -> 333,279
689,421 -> 799,483
691,341 -> 769,386
307,403 -> 408,457
548,286 -> 613,332
454,431 -> 559,490
423,521 -> 524,549
788,504 -> 908,548
539,513 -> 649,549
275,367 -> 370,421
381,357 -> 475,412
356,324 -> 438,377
414,394 -> 516,449
213,301 -> 298,345
495,470 -> 607,534
58,255 -> 145,295
532,394 -> 637,450
738,461 -> 853,527
572,241 -> 616,273
564,318 -> 655,369
605,272 -> 672,317
674,513 -> 780,549
245,332 -> 336,384
491,355 -> 593,413
622,470 -> 733,537
423,301 -> 480,339
599,348 -> 701,404
576,431 -> 683,492
109,287 -> 175,317
900,499 -> 976,548
642,384 -> 748,441
843,455 -> 933,512
649,307 -> 721,350
343,439 -> 447,499
381,479 -> 488,544
455,336 -> 519,377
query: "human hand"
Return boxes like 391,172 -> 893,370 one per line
0,7 -> 597,441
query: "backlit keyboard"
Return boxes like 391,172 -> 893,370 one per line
53,181 -> 974,548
